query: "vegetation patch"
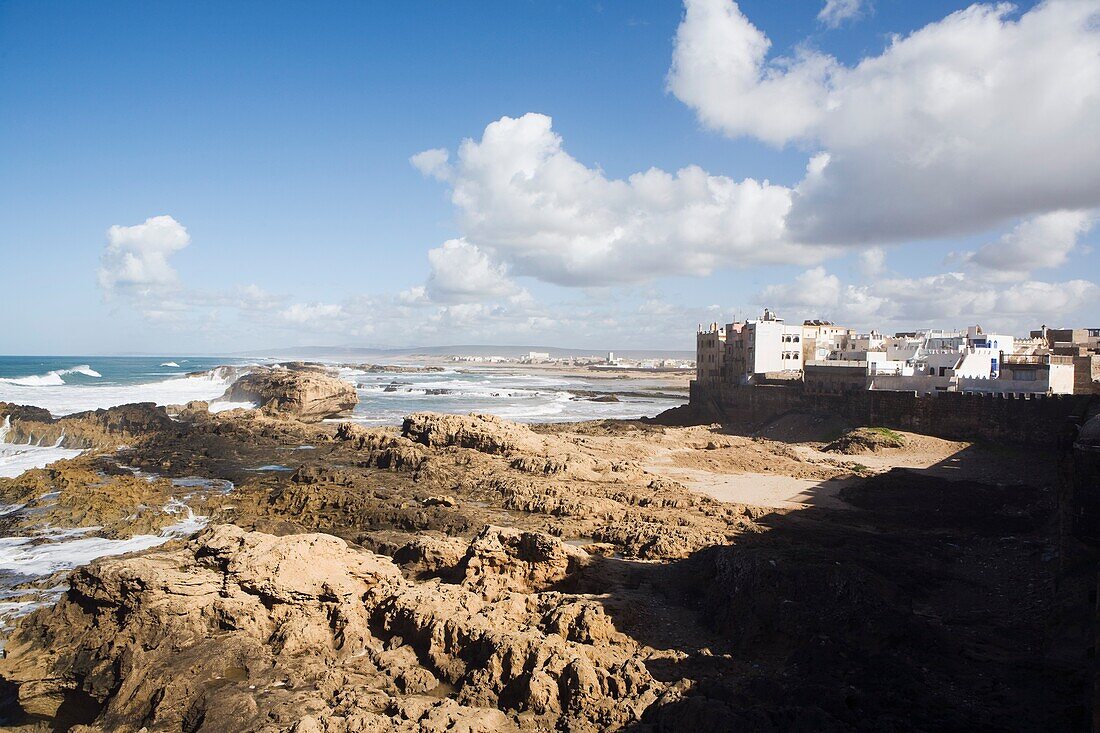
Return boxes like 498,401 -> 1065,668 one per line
823,427 -> 907,454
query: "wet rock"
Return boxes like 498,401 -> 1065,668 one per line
0,402 -> 175,449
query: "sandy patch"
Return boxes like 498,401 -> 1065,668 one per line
650,464 -> 854,509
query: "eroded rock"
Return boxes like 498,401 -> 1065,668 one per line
222,368 -> 358,422
1,525 -> 659,732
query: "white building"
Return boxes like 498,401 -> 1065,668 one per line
736,309 -> 805,379
958,354 -> 1074,395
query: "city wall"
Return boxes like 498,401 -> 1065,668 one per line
690,381 -> 1097,447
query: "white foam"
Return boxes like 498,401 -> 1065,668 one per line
0,415 -> 84,478
209,400 -> 257,413
0,510 -> 207,578
0,368 -> 242,417
160,361 -> 180,367
0,364 -> 101,387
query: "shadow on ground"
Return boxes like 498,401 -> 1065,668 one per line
582,446 -> 1096,732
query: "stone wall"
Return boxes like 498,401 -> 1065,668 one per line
690,381 -> 1098,447
1073,354 -> 1100,395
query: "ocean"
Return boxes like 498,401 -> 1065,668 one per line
0,355 -> 687,478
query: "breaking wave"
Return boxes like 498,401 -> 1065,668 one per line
0,364 -> 102,387
0,367 -> 244,417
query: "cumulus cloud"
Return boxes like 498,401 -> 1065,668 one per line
410,148 -> 451,181
412,113 -> 827,286
756,267 -> 1099,332
424,238 -> 525,303
818,0 -> 865,28
668,0 -> 834,146
858,247 -> 886,278
670,0 -> 1100,243
961,210 -> 1094,281
758,266 -> 841,310
98,215 -> 190,295
278,302 -> 345,325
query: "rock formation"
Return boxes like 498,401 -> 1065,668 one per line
221,368 -> 358,422
1,525 -> 659,732
402,412 -> 547,456
0,401 -> 175,448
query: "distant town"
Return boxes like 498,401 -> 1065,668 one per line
447,351 -> 694,370
697,309 -> 1100,396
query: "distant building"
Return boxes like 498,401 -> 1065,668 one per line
800,320 -> 851,363
695,324 -> 725,384
525,351 -> 550,363
719,309 -> 805,384
698,314 -> 1094,396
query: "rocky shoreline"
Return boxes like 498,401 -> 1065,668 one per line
0,365 -> 1093,731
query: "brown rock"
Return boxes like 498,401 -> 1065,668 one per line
1,525 -> 659,732
401,412 -> 546,456
222,368 -> 358,422
457,525 -> 590,599
0,401 -> 175,448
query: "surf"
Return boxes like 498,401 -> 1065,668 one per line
0,364 -> 102,387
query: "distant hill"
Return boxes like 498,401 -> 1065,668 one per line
241,344 -> 694,361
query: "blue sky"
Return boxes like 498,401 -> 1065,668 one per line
2,0 -> 1097,354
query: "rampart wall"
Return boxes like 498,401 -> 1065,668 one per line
690,381 -> 1096,447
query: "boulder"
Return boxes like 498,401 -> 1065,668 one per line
457,525 -> 590,599
222,368 -> 358,422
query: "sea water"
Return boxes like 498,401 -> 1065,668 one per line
341,365 -> 685,425
0,355 -> 685,427
0,355 -> 245,416
0,354 -> 686,480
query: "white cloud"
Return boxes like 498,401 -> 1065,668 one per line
670,0 -> 1100,244
279,302 -> 345,325
755,267 -> 1099,332
858,247 -> 886,278
397,285 -> 429,305
236,284 -> 286,312
413,113 -> 827,286
424,238 -> 525,303
668,0 -> 834,146
962,210 -> 1094,281
98,215 -> 190,295
410,148 -> 451,181
758,266 -> 841,310
818,0 -> 865,28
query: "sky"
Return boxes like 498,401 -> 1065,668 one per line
2,0 -> 1099,355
